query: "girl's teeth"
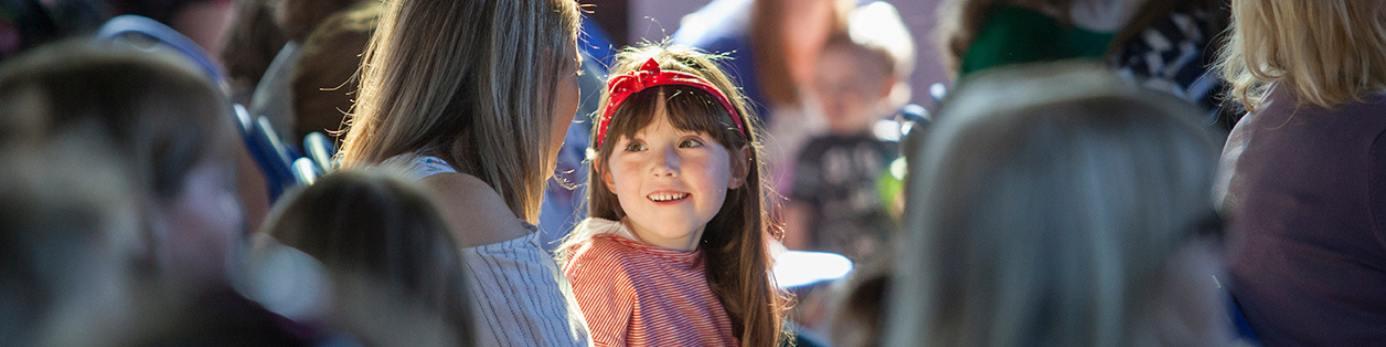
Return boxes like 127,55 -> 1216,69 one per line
650,193 -> 686,201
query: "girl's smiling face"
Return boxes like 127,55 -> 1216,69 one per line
602,101 -> 744,251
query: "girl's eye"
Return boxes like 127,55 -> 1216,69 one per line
679,138 -> 705,148
623,141 -> 647,152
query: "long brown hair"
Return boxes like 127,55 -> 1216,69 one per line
336,0 -> 580,223
581,45 -> 789,347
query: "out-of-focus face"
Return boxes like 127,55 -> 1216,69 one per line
813,45 -> 892,134
173,0 -> 237,65
602,107 -> 742,251
162,158 -> 243,284
547,44 -> 582,176
779,0 -> 840,86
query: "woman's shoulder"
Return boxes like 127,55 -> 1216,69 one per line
382,152 -> 457,179
420,172 -> 530,247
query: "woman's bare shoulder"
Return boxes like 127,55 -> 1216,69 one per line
420,173 -> 529,247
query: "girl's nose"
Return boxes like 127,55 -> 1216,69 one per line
651,147 -> 679,177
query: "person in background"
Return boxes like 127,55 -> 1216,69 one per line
672,0 -> 849,194
937,0 -> 1147,78
1107,0 -> 1232,128
221,0 -> 288,105
0,42 -> 243,292
110,0 -> 237,65
785,1 -> 914,265
671,0 -> 844,123
259,169 -> 473,345
335,0 -> 592,345
887,63 -> 1233,346
1217,1 -> 1386,344
560,44 -> 790,347
0,42 -> 318,346
248,0 -> 365,141
0,141 -> 141,346
273,0 -> 360,43
0,0 -> 107,61
289,1 -> 378,141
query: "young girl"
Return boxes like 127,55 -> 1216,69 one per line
561,45 -> 789,347
0,42 -> 243,291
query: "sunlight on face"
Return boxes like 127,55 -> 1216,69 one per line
604,105 -> 737,251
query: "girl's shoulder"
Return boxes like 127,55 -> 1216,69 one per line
564,232 -> 642,293
564,219 -> 640,264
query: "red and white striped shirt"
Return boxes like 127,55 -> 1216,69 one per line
563,218 -> 739,347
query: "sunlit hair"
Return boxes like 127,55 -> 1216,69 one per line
935,0 -> 1074,75
568,44 -> 789,347
262,169 -> 471,344
845,2 -> 916,81
887,63 -> 1221,346
336,0 -> 580,223
823,1 -> 917,108
1217,0 -> 1386,112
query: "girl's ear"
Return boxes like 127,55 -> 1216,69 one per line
598,159 -> 617,193
728,145 -> 752,189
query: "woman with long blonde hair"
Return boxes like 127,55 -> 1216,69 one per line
335,0 -> 590,345
1217,1 -> 1386,344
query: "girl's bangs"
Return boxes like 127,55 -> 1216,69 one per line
602,85 -> 743,149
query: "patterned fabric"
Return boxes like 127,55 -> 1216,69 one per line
1110,7 -> 1226,125
789,134 -> 898,263
563,218 -> 739,347
383,153 -> 593,347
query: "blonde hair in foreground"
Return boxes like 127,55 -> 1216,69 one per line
886,63 -> 1221,347
1218,0 -> 1386,112
336,0 -> 579,223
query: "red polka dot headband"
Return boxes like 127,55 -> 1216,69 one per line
595,58 -> 746,148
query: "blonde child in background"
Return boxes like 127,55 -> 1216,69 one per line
785,2 -> 914,265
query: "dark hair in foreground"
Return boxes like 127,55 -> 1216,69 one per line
262,169 -> 472,344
